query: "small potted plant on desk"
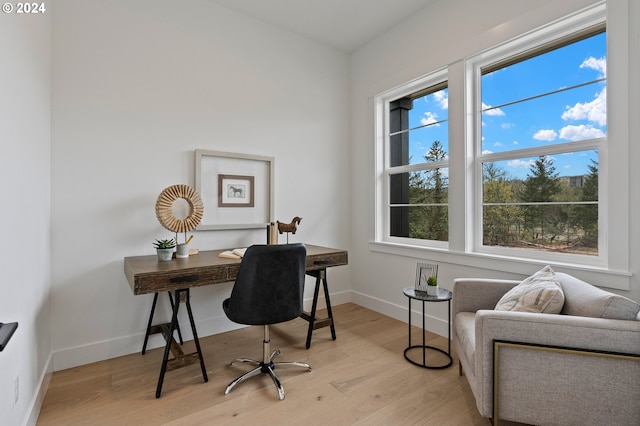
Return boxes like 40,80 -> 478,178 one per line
154,238 -> 176,261
426,275 -> 439,296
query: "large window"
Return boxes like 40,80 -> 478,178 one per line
475,26 -> 606,259
379,72 -> 449,246
375,4 -> 617,269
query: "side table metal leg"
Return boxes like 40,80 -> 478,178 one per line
448,299 -> 451,356
407,298 -> 412,348
422,300 -> 426,366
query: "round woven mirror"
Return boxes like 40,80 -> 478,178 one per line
155,184 -> 204,233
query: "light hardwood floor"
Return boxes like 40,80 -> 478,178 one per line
38,303 -> 493,425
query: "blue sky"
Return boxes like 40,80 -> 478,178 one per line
406,32 -> 606,180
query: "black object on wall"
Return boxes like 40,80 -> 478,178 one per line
0,322 -> 18,351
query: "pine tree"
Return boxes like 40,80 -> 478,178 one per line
409,141 -> 448,240
520,156 -> 560,243
573,160 -> 598,247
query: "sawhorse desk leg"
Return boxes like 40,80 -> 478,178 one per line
142,288 -> 208,398
142,291 -> 184,354
301,268 -> 336,349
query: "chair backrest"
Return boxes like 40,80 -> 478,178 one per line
224,243 -> 307,325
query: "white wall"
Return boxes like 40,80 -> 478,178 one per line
349,0 -> 640,333
50,0 -> 351,370
0,3 -> 52,425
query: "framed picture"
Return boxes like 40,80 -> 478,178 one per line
218,174 -> 255,207
195,150 -> 274,230
415,262 -> 438,292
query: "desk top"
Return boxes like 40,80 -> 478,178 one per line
124,244 -> 348,295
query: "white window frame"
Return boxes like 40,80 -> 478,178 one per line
372,1 -> 630,290
374,68 -> 449,249
466,6 -> 608,268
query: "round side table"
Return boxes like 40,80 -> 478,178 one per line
403,286 -> 453,369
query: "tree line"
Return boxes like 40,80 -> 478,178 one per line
408,141 -> 598,255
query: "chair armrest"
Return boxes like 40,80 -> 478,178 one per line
473,310 -> 640,418
452,278 -> 519,319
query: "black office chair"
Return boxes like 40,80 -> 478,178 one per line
222,243 -> 311,400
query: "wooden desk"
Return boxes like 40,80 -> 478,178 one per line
123,244 -> 347,397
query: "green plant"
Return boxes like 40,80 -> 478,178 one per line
153,238 -> 176,249
427,276 -> 438,286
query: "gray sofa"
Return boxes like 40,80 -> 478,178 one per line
452,272 -> 640,426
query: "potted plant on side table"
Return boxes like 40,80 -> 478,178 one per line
426,275 -> 439,296
154,238 -> 176,261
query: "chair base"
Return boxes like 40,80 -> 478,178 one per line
225,349 -> 311,400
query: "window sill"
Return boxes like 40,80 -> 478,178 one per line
369,241 -> 631,291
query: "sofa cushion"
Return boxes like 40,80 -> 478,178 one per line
557,272 -> 640,320
495,265 -> 564,314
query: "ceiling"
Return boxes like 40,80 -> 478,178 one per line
208,0 -> 439,53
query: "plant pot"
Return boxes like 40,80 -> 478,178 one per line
156,248 -> 174,261
176,244 -> 189,258
426,285 -> 439,296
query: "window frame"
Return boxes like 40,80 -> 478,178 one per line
375,68 -> 449,249
466,5 -> 608,267
372,2 -> 630,290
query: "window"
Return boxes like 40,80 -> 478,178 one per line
375,4 -> 625,273
377,71 -> 449,246
470,21 -> 606,263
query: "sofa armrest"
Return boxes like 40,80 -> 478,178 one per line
473,310 -> 640,420
452,278 -> 519,319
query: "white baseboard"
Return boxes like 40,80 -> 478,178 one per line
51,316 -> 245,372
24,352 -> 53,426
51,290 -> 354,372
351,290 -> 450,338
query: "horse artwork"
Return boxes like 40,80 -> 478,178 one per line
277,216 -> 302,243
227,185 -> 245,198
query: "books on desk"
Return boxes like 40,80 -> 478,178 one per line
218,248 -> 247,259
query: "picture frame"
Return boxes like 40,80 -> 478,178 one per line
218,174 -> 255,207
415,262 -> 438,293
195,149 -> 274,230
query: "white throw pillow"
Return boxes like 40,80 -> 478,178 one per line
495,265 -> 565,314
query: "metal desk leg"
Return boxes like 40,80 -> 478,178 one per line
155,288 -> 207,398
142,291 -> 184,354
156,290 -> 181,398
142,293 -> 159,355
185,290 -> 208,383
167,291 -> 184,345
302,269 -> 336,349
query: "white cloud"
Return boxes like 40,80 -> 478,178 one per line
493,141 -> 503,147
512,140 -> 519,145
580,56 -> 606,78
482,149 -> 493,155
507,159 -> 535,169
533,129 -> 557,141
420,112 -> 439,126
482,102 -> 505,116
562,88 -> 606,126
559,124 -> 606,141
433,90 -> 448,109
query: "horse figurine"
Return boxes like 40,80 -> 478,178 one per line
277,217 -> 302,243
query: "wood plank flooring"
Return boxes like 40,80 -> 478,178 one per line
37,303 -> 493,425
